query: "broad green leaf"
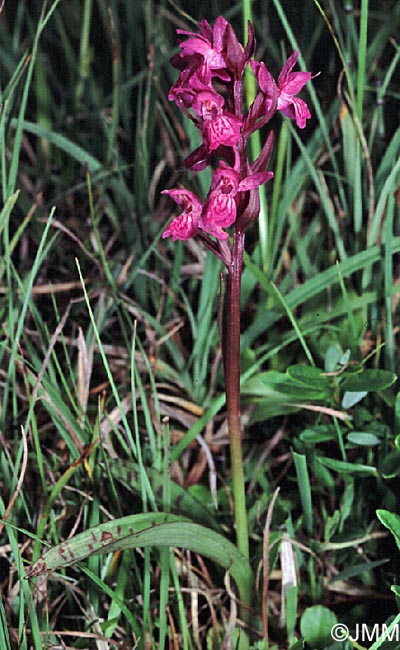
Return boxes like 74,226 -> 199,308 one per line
324,344 -> 343,372
300,605 -> 337,649
287,364 -> 330,388
248,400 -> 301,422
26,513 -> 253,603
342,390 -> 368,408
376,509 -> 400,552
317,457 -> 377,475
341,369 -> 397,392
244,371 -> 329,399
299,425 -> 336,444
380,451 -> 400,479
242,371 -> 330,422
346,432 -> 381,446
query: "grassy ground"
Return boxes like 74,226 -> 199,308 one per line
0,1 -> 400,648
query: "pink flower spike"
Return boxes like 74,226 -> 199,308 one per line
162,189 -> 203,241
277,51 -> 312,128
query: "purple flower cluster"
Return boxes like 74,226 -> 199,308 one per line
162,16 -> 311,245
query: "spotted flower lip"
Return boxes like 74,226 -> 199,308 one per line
161,189 -> 203,241
201,164 -> 239,239
201,163 -> 274,240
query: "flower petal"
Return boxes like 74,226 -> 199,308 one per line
238,171 -> 273,191
162,189 -> 203,240
202,113 -> 242,151
281,71 -> 312,95
278,50 -> 299,86
279,96 -> 311,129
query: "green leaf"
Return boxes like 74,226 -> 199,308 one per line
285,585 -> 298,640
346,432 -> 381,446
242,371 -> 330,422
242,371 -> 331,423
324,345 -> 343,373
395,391 -> 400,435
246,371 -> 329,400
317,457 -> 377,475
300,605 -> 337,649
324,511 -> 340,542
289,640 -> 305,650
26,513 -> 253,603
330,558 -> 388,582
342,391 -> 368,408
376,509 -> 400,552
341,369 -> 397,392
287,364 -> 330,388
11,119 -> 102,172
380,451 -> 400,479
0,593 -> 12,650
299,425 -> 336,444
292,452 -> 313,534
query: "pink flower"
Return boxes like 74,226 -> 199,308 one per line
174,16 -> 230,83
162,189 -> 203,241
201,163 -> 273,240
250,60 -> 277,114
252,51 -> 311,129
201,163 -> 240,239
277,51 -> 311,128
192,90 -> 242,152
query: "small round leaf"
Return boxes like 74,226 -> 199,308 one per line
300,605 -> 337,648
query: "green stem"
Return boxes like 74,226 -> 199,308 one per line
225,229 -> 250,603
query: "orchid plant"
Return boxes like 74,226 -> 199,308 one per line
162,14 -> 311,605
26,15 -> 312,646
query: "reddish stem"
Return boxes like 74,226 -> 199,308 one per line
224,228 -> 249,566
